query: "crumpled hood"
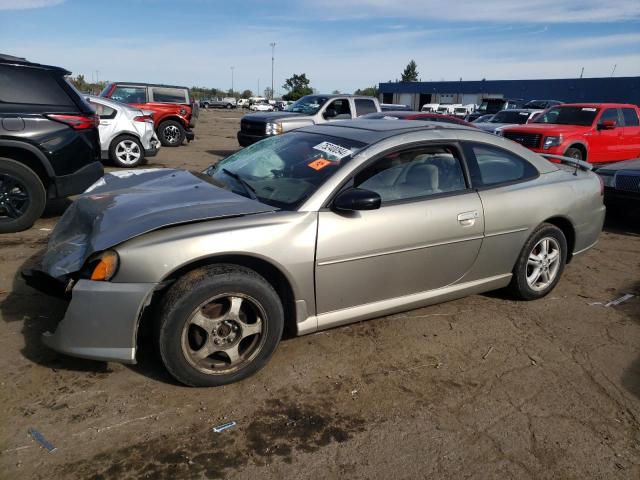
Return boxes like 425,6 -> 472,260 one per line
40,168 -> 277,278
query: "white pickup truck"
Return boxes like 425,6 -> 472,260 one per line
238,94 -> 381,146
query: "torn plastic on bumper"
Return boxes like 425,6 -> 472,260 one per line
41,279 -> 158,364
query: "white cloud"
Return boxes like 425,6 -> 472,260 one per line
308,0 -> 640,23
0,0 -> 65,10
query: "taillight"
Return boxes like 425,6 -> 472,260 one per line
47,114 -> 99,130
133,115 -> 154,123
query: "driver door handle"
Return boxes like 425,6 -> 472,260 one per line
457,211 -> 479,226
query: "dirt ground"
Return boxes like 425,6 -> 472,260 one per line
0,109 -> 639,480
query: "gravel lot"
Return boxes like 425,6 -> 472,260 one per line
0,109 -> 639,479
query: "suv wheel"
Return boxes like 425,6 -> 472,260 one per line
0,158 -> 46,233
109,135 -> 145,168
508,223 -> 567,300
156,264 -> 284,387
158,120 -> 185,147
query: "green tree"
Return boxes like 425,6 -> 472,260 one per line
332,89 -> 341,94
241,89 -> 253,99
401,60 -> 419,82
354,86 -> 379,97
282,73 -> 313,101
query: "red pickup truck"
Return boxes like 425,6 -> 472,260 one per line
500,103 -> 640,163
101,82 -> 198,147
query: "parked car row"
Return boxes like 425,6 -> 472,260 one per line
200,97 -> 237,109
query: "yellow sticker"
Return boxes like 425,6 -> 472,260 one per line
308,158 -> 333,171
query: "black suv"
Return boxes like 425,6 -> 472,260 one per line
0,54 -> 103,233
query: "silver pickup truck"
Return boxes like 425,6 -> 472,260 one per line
237,94 -> 381,146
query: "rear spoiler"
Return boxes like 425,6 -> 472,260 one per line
540,154 -> 592,172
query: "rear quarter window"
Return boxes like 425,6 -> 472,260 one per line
0,65 -> 74,106
464,142 -> 538,187
622,108 -> 640,127
151,87 -> 188,103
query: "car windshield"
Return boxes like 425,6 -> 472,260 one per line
204,132 -> 366,209
533,106 -> 599,126
285,95 -> 329,114
524,101 -> 547,109
490,110 -> 531,124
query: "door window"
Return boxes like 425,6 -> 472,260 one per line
598,108 -> 620,126
355,99 -> 377,116
110,86 -> 146,104
324,99 -> 351,119
464,143 -> 538,187
0,66 -> 73,106
151,87 -> 188,103
89,101 -> 117,119
354,146 -> 467,203
622,108 -> 640,127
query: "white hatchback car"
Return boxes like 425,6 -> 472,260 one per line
87,95 -> 160,168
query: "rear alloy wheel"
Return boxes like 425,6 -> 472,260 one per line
158,120 -> 185,147
564,147 -> 583,161
157,264 -> 284,387
109,135 -> 145,168
0,158 -> 46,233
508,223 -> 567,300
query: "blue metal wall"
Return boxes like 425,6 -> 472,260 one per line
379,77 -> 640,105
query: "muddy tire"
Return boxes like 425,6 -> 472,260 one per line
508,223 -> 567,300
156,264 -> 284,387
158,120 -> 185,147
0,157 -> 46,233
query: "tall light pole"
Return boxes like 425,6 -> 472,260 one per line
230,66 -> 234,97
270,42 -> 276,99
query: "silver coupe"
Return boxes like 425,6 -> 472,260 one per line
25,120 -> 605,386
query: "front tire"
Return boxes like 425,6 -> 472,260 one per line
158,120 -> 185,147
564,147 -> 583,161
156,264 -> 284,387
0,158 -> 46,233
508,223 -> 567,300
109,135 -> 145,168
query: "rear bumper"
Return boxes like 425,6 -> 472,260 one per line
237,131 -> 264,147
52,161 -> 104,198
40,279 -> 158,364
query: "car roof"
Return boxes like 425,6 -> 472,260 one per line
0,53 -> 70,74
297,119 -> 476,144
557,103 -> 638,108
108,82 -> 189,90
364,111 -> 458,119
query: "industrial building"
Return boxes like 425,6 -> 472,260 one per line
378,76 -> 640,110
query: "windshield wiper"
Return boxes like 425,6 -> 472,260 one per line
222,168 -> 258,200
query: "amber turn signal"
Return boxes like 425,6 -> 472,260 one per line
90,251 -> 119,281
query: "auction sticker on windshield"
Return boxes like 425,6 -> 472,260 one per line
308,158 -> 333,171
313,141 -> 352,160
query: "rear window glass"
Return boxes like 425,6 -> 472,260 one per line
151,87 -> 188,103
355,99 -> 377,116
622,108 -> 640,127
0,65 -> 74,106
465,143 -> 538,187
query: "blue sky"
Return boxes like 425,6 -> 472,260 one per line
1,0 -> 639,96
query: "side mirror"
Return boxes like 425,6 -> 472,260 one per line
333,188 -> 381,212
598,119 -> 617,130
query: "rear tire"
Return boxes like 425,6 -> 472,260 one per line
0,157 -> 46,233
508,223 -> 567,300
156,264 -> 284,387
158,120 -> 185,147
109,135 -> 145,168
564,147 -> 583,161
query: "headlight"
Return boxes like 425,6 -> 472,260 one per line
85,250 -> 119,281
543,135 -> 563,149
598,172 -> 615,188
265,122 -> 283,135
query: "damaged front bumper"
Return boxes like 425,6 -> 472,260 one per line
35,278 -> 157,364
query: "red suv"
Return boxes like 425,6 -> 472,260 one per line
500,103 -> 640,163
101,82 -> 198,147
